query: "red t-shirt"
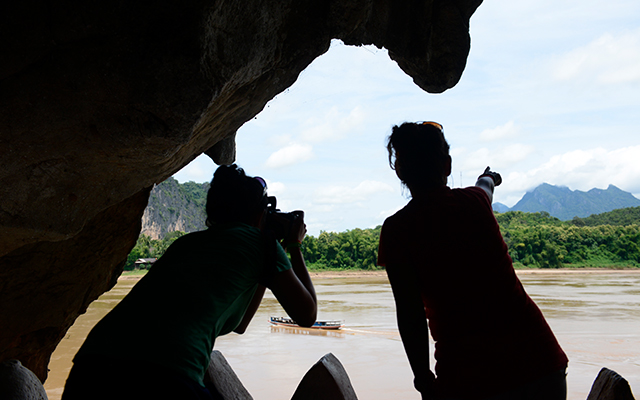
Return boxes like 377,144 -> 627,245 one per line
378,186 -> 567,397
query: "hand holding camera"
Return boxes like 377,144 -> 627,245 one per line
264,196 -> 306,248
287,211 -> 307,245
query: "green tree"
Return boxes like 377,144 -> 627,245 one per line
124,234 -> 152,270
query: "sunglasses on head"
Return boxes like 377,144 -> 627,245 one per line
254,176 -> 267,188
254,176 -> 277,210
417,121 -> 444,131
254,176 -> 268,197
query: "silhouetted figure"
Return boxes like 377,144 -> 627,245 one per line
378,122 -> 568,400
62,164 -> 317,400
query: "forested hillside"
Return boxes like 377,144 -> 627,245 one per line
140,178 -> 209,239
496,211 -> 640,268
301,227 -> 381,270
569,206 -> 640,227
125,231 -> 186,270
127,207 -> 640,270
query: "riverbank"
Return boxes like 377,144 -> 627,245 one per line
515,267 -> 640,275
312,268 -> 640,278
119,267 -> 640,281
117,270 -> 391,280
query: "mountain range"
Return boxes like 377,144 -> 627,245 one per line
493,183 -> 640,220
141,178 -> 640,238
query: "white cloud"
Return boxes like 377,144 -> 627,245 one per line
460,148 -> 491,171
552,28 -> 640,85
309,204 -> 336,213
499,144 -> 536,164
267,134 -> 293,147
452,143 -> 535,174
378,205 -> 404,220
264,179 -> 285,197
264,143 -> 314,169
314,180 -> 395,205
300,106 -> 366,143
450,147 -> 467,158
172,154 -> 216,183
479,121 -> 519,141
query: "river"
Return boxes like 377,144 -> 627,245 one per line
44,271 -> 640,400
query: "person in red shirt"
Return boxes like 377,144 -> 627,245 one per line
378,122 -> 568,400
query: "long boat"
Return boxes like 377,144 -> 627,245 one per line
269,316 -> 344,330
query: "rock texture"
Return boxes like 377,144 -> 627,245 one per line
0,360 -> 48,400
140,178 -> 208,240
0,0 -> 482,381
204,351 -> 253,400
291,353 -> 358,400
587,368 -> 636,400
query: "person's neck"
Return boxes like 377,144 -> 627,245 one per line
409,183 -> 447,198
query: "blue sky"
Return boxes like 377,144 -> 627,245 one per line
174,0 -> 640,237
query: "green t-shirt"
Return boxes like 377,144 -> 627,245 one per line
75,223 -> 291,385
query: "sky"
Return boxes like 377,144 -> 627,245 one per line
174,0 -> 640,237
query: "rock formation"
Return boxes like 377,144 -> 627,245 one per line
205,351 -> 357,400
204,351 -> 253,400
0,0 -> 482,381
0,360 -> 48,400
292,353 -> 358,400
140,177 -> 208,240
587,368 -> 636,400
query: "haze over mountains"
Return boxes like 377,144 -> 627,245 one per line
493,183 -> 640,220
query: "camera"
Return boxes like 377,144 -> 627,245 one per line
264,196 -> 298,240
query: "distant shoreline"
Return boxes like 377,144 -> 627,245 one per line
119,267 -> 640,281
309,270 -> 387,279
310,268 -> 640,279
514,267 -> 640,275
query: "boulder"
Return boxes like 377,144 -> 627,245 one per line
586,367 -> 636,400
291,353 -> 358,400
204,350 -> 253,400
0,360 -> 48,400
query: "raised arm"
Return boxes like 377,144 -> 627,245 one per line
264,211 -> 317,327
475,166 -> 502,203
386,262 -> 436,399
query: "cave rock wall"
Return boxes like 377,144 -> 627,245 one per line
0,0 -> 482,380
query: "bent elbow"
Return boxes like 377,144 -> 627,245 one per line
295,308 -> 317,328
296,317 -> 316,328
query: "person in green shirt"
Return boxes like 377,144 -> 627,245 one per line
62,164 -> 317,400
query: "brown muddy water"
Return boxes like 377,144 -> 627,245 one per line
44,272 -> 640,400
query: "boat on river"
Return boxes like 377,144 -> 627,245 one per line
269,316 -> 344,330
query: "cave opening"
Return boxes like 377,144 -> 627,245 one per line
175,39 -> 429,237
